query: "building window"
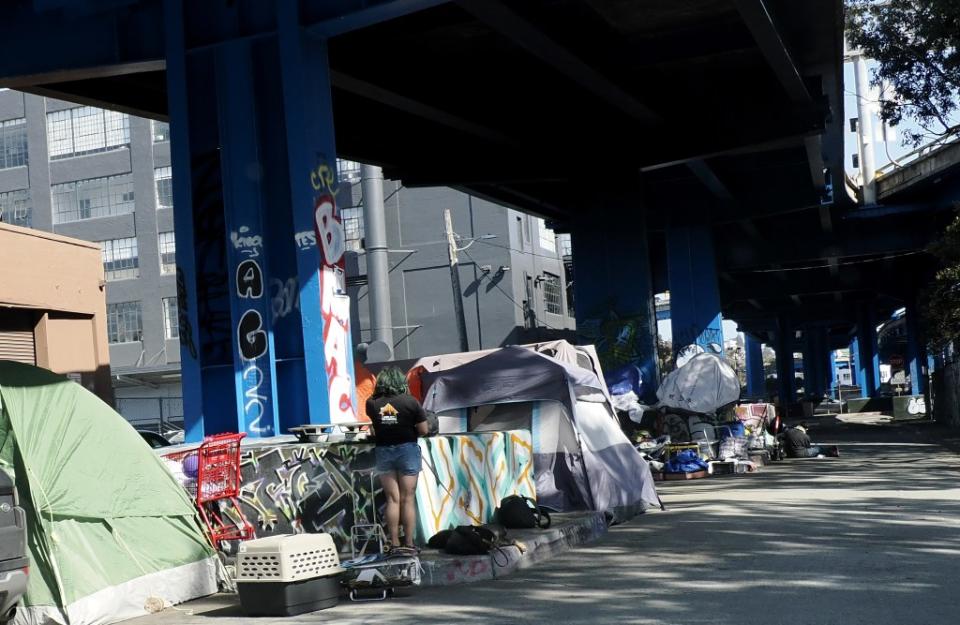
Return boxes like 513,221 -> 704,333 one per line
152,121 -> 170,143
46,106 -> 129,160
155,166 -> 173,209
52,173 -> 134,224
0,189 -> 31,228
100,237 -> 139,281
537,218 -> 556,252
559,233 -> 572,257
107,301 -> 142,344
158,231 -> 176,274
338,159 -> 361,182
542,273 -> 563,315
0,118 -> 27,169
340,206 -> 364,251
162,297 -> 179,339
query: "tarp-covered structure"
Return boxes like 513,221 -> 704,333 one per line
657,353 -> 741,415
0,361 -> 217,625
419,344 -> 660,513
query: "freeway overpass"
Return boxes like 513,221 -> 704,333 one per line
0,0 -> 948,436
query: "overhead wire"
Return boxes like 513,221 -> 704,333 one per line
738,250 -> 925,274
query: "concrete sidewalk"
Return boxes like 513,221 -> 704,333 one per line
133,418 -> 960,624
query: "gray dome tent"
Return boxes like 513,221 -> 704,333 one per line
421,346 -> 660,513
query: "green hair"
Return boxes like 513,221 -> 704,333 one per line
374,367 -> 408,397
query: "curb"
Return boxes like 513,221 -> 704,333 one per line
418,512 -> 608,587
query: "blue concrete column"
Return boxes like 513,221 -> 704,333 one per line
277,5 -> 359,426
775,317 -> 795,415
803,327 -> 829,399
745,334 -> 765,398
165,0 -> 229,440
802,331 -> 816,398
163,2 -> 359,441
214,43 -> 282,437
666,221 -> 723,360
905,300 -> 928,396
856,304 -> 880,398
571,205 -> 659,402
829,350 -> 839,399
849,335 -> 860,393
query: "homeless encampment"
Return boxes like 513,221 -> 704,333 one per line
418,344 -> 660,513
0,361 -> 217,625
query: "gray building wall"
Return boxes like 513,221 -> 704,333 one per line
0,91 -> 180,425
344,179 -> 575,361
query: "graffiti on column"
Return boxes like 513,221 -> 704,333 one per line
308,161 -> 356,423
270,277 -> 300,322
232,226 -> 275,436
907,395 -> 927,415
192,152 -> 233,363
673,325 -> 724,367
579,312 -> 648,370
175,268 -> 198,360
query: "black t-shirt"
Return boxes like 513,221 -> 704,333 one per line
366,393 -> 427,447
784,428 -> 812,457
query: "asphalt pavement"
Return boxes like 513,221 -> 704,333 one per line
135,415 -> 960,625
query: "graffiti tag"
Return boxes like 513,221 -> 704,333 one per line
233,238 -> 273,435
308,160 -> 356,423
270,277 -> 300,321
175,268 -> 198,360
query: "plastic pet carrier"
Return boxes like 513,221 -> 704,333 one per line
235,534 -> 344,616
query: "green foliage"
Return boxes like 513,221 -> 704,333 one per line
922,212 -> 960,349
656,336 -> 675,379
846,0 -> 960,146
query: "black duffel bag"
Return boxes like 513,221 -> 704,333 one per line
495,495 -> 551,529
444,525 -> 499,555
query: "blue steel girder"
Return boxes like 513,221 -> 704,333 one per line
0,1 -> 449,89
0,2 -> 164,89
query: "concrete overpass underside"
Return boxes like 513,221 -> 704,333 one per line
0,0 -> 951,433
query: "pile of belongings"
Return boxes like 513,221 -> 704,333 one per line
664,449 -> 708,474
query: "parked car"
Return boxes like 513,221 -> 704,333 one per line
0,470 -> 28,624
137,430 -> 172,449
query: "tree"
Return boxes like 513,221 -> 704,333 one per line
921,211 -> 960,350
656,337 -> 675,379
846,1 -> 960,146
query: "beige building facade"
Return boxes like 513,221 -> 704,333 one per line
0,222 -> 112,402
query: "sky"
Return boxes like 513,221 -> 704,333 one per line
842,58 -> 960,179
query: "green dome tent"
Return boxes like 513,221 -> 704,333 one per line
0,361 -> 217,625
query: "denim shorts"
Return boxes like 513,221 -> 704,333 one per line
375,442 -> 422,476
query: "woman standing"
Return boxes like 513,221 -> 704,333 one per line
366,367 -> 429,554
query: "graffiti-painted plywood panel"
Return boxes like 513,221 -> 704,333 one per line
416,431 -> 534,542
169,430 -> 534,552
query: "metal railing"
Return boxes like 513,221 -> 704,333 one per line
875,135 -> 960,179
117,397 -> 184,435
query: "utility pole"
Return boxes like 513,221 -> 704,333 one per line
360,164 -> 394,359
444,209 -> 470,352
851,49 -> 877,204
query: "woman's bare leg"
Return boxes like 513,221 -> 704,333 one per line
379,472 -> 401,548
399,473 -> 419,547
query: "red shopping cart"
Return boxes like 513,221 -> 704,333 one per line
195,432 -> 254,547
